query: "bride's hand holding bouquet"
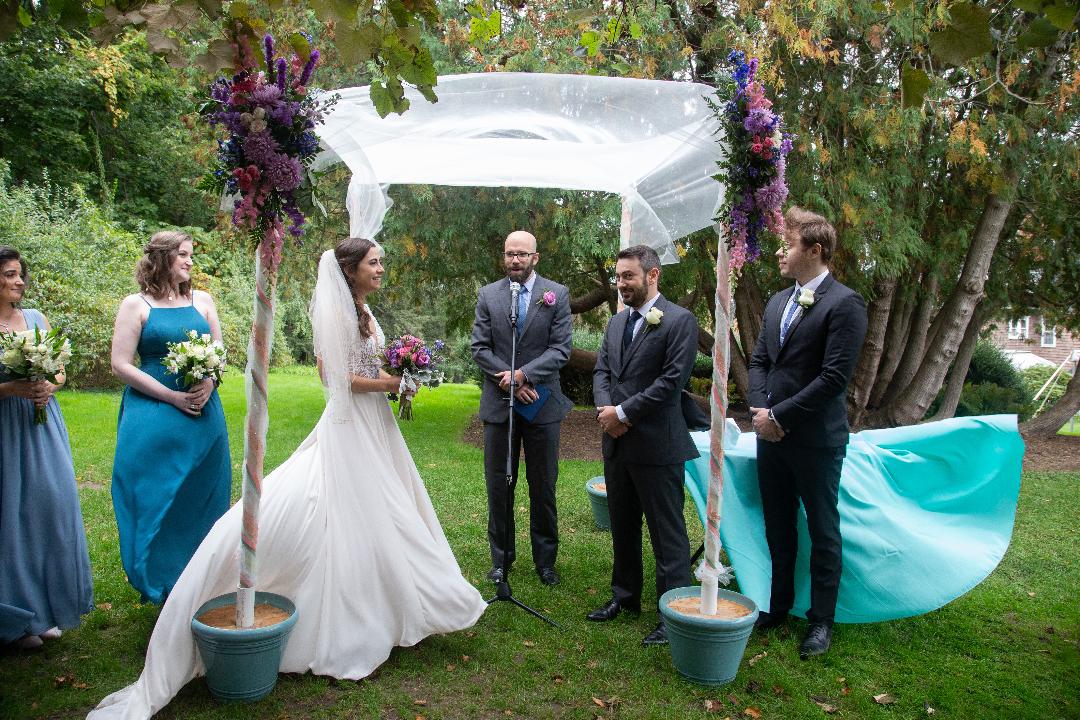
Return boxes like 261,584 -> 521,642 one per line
384,335 -> 446,420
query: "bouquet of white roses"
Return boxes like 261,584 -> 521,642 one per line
0,326 -> 72,424
164,330 -> 227,411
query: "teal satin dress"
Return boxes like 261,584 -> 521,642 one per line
111,301 -> 231,603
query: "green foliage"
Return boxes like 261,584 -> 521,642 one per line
950,341 -> 1032,419
0,165 -> 142,386
1022,364 -> 1073,411
0,24 -> 214,227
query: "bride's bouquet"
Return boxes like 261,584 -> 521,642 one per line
0,326 -> 72,424
384,335 -> 446,420
164,330 -> 227,415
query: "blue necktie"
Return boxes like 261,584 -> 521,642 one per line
622,310 -> 640,351
779,289 -> 801,346
516,287 -> 528,336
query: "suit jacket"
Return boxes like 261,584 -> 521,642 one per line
471,274 -> 573,425
748,273 -> 868,448
593,295 -> 700,465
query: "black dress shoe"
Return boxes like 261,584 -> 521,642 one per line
486,567 -> 505,583
586,598 -> 639,622
754,610 -> 789,630
799,622 -> 833,659
642,620 -> 668,646
536,567 -> 560,586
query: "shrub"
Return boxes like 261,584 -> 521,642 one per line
0,170 -> 142,386
1022,364 -> 1073,417
945,341 -> 1033,420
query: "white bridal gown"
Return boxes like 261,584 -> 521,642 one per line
89,316 -> 487,719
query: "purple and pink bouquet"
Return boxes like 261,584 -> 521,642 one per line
383,335 -> 447,420
201,32 -> 337,271
714,51 -> 794,273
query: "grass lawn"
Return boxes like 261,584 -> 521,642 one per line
1,369 -> 1077,719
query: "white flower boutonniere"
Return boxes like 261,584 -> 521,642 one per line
797,287 -> 816,308
644,307 -> 664,328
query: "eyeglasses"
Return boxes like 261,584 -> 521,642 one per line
503,251 -> 537,259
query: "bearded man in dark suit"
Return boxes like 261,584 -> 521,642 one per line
471,230 -> 573,587
748,207 -> 867,659
587,244 -> 700,646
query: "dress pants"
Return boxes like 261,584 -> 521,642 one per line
483,419 -> 560,570
604,455 -> 692,608
757,440 -> 845,624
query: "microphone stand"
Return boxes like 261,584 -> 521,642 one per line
486,285 -> 559,628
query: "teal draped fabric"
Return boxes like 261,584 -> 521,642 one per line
683,415 -> 1024,623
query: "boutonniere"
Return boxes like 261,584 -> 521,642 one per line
796,287 -> 816,308
536,288 -> 556,307
643,307 -> 664,331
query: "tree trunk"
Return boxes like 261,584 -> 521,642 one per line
727,328 -> 749,406
567,346 -> 597,371
734,274 -> 765,359
868,282 -> 916,409
928,300 -> 988,422
879,272 -> 940,408
570,283 -> 614,314
1021,365 -> 1080,439
848,274 -> 897,427
870,193 -> 1014,427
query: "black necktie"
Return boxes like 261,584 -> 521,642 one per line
622,311 -> 640,351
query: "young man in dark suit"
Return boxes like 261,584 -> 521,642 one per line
748,207 -> 867,659
471,230 -> 573,587
588,244 -> 700,646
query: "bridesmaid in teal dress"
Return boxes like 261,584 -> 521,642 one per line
110,232 -> 231,604
0,247 -> 94,649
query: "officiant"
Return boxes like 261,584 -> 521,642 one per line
471,230 -> 573,587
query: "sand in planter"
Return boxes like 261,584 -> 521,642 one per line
667,596 -> 752,619
197,603 -> 291,629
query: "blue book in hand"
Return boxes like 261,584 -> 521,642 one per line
513,383 -> 551,422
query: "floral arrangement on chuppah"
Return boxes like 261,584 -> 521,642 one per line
201,31 -> 337,269
715,50 -> 794,274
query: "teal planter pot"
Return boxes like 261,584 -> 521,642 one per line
659,586 -> 758,686
585,476 -> 610,530
190,591 -> 298,703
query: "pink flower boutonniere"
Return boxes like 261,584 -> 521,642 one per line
537,289 -> 557,307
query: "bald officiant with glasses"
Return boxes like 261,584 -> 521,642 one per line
471,231 -> 573,587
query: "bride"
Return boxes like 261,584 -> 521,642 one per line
89,238 -> 487,719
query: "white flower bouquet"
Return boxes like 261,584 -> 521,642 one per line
164,330 -> 227,413
0,326 -> 72,424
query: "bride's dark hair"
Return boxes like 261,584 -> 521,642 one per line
335,237 -> 378,339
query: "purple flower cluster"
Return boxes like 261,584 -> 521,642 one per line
202,33 -> 337,268
716,50 -> 794,271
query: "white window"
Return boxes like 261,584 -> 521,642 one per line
1040,317 -> 1056,347
1007,317 -> 1030,340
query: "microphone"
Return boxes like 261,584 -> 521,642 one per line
509,281 -> 521,324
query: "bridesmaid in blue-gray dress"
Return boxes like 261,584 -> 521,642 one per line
110,232 -> 231,604
0,246 -> 94,650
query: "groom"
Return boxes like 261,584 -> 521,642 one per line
589,244 -> 699,646
748,206 -> 867,659
471,230 -> 573,586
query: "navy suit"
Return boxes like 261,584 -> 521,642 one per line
749,273 -> 867,623
593,295 -> 699,608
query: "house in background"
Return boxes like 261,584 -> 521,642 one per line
988,315 -> 1079,372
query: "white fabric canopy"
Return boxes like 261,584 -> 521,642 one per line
313,72 -> 725,263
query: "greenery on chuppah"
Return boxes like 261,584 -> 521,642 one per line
0,377 -> 1076,719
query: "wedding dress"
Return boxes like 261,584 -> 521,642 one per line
89,250 -> 486,719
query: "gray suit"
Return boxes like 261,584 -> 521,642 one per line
593,295 -> 698,608
471,274 -> 572,570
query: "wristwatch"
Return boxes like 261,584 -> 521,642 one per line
768,408 -> 784,431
